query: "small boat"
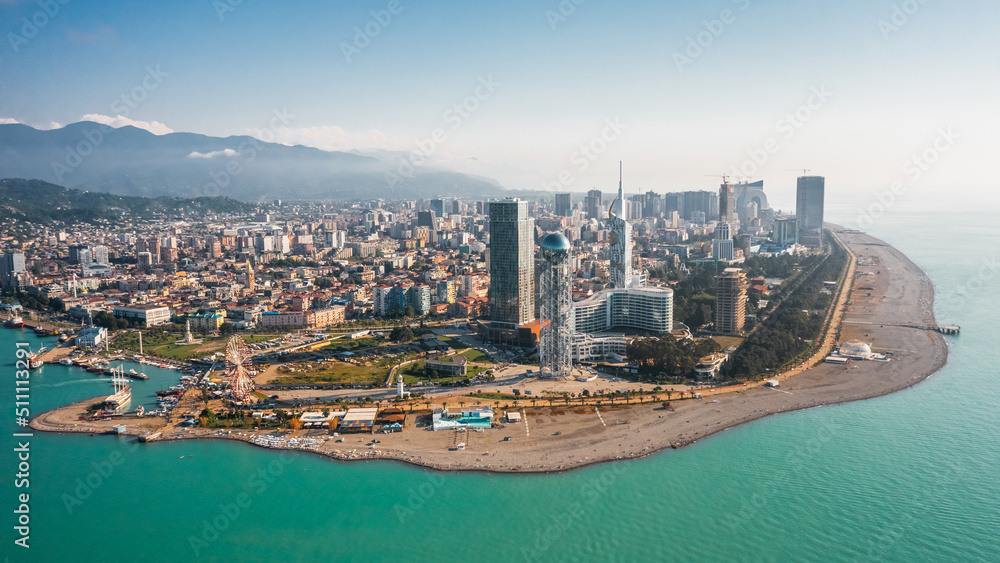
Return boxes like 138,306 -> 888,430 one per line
26,346 -> 45,369
4,315 -> 24,329
59,333 -> 70,343
128,368 -> 138,375
59,358 -> 73,366
129,372 -> 149,380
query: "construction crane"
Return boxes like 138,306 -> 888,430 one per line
704,174 -> 731,184
785,168 -> 812,176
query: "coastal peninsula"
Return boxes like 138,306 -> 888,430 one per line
31,228 -> 950,473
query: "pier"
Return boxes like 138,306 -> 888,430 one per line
841,320 -> 960,335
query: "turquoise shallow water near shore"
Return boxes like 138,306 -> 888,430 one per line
3,205 -> 1000,562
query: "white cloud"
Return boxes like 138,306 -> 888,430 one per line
0,117 -> 61,129
81,113 -> 173,135
187,149 -> 238,159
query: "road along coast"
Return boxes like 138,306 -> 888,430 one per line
31,227 -> 950,473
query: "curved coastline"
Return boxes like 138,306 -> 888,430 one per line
31,227 -> 951,474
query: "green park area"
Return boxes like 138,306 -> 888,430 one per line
109,330 -> 277,362
272,361 -> 390,385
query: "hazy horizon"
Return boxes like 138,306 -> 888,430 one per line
3,0 -> 995,205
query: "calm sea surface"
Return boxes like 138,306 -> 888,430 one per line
3,203 -> 999,562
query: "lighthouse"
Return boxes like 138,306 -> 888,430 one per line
397,372 -> 405,398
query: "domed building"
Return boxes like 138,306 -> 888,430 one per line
839,341 -> 873,360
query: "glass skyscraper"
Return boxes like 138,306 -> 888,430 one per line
796,176 -> 825,247
488,198 -> 535,328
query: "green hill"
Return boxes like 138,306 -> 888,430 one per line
0,178 -> 255,224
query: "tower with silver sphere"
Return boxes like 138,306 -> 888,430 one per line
538,232 -> 573,378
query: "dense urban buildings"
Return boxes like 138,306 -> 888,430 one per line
1,172 -> 820,365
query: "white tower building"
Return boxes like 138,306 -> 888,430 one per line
608,163 -> 634,289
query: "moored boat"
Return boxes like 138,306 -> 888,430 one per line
103,367 -> 132,412
4,315 -> 24,329
26,346 -> 45,369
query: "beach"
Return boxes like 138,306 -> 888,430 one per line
31,227 -> 950,473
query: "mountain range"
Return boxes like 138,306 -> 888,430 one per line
0,122 -> 505,202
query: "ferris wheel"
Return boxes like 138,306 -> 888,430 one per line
225,335 -> 255,402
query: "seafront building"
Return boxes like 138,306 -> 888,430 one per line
432,405 -> 494,431
796,176 -> 825,247
483,198 -> 539,346
715,268 -> 748,335
572,287 -> 673,334
112,304 -> 172,327
538,233 -> 573,378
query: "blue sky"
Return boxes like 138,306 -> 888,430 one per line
1,0 -> 996,207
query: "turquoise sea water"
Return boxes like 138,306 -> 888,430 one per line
3,205 -> 1000,562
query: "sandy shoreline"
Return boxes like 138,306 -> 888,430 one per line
31,227 -> 951,473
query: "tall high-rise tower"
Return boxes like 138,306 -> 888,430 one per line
716,268 -> 748,335
585,189 -> 603,220
554,193 -> 572,217
719,181 -> 735,224
713,222 -> 734,261
488,198 -> 535,328
796,176 -> 825,247
538,233 -> 573,379
608,163 -> 634,289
